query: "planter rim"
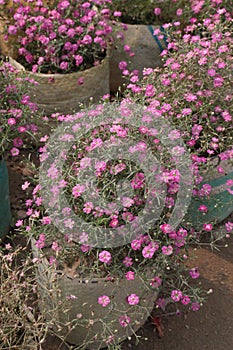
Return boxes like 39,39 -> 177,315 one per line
9,55 -> 109,79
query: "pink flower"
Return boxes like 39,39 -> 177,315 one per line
145,84 -> 155,97
41,216 -> 51,225
131,172 -> 145,189
191,302 -> 200,311
47,165 -> 59,179
35,234 -> 46,249
150,276 -> 162,289
49,256 -> 58,266
51,242 -> 61,252
64,218 -> 74,229
72,184 -> 85,198
15,220 -> 23,227
176,8 -> 183,16
113,11 -> 122,17
122,212 -> 134,222
79,232 -> 88,244
121,197 -> 134,208
99,250 -> 112,264
225,221 -> 233,233
80,157 -> 91,169
98,295 -> 110,307
119,315 -> 131,327
22,181 -> 30,190
110,163 -> 126,175
10,147 -> 20,156
189,268 -> 200,279
171,289 -> 182,302
214,76 -> 224,87
78,77 -> 84,85
198,205 -> 208,213
160,223 -> 173,234
74,54 -> 83,66
124,44 -> 131,53
60,61 -> 69,70
199,184 -> 212,196
162,245 -> 173,255
168,129 -> 181,140
8,117 -> 16,125
81,244 -> 90,253
142,242 -> 158,259
181,295 -> 191,305
131,239 -> 141,250
109,218 -> 118,228
95,160 -> 107,175
8,25 -> 17,35
125,271 -> 135,281
119,61 -> 127,70
127,294 -> 139,305
154,8 -> 161,15
58,0 -> 70,10
88,138 -> 103,151
13,137 -> 23,147
123,256 -> 133,267
182,108 -> 192,115
203,223 -> 213,232
83,201 -> 93,214
218,45 -> 228,53
208,68 -> 216,77
82,34 -> 92,45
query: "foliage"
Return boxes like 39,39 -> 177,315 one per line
110,0 -> 233,25
0,243 -> 48,349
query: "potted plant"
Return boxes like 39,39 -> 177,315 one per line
1,0 -> 120,115
108,0 -> 192,93
19,100 -> 207,349
108,0 -> 232,92
124,3 -> 233,229
0,59 -> 40,239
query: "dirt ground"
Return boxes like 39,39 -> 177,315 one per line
7,155 -> 233,350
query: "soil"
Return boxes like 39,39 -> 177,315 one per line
5,154 -> 233,350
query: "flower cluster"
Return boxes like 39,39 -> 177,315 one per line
2,0 -> 120,74
124,4 -> 233,219
0,59 -> 39,158
20,101 -> 207,333
110,0 -> 232,26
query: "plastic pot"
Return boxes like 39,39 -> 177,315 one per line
186,158 -> 233,229
32,240 -> 158,349
0,159 -> 11,240
9,56 -> 109,116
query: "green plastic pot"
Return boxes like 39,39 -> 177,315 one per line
0,159 -> 11,240
186,159 -> 233,229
